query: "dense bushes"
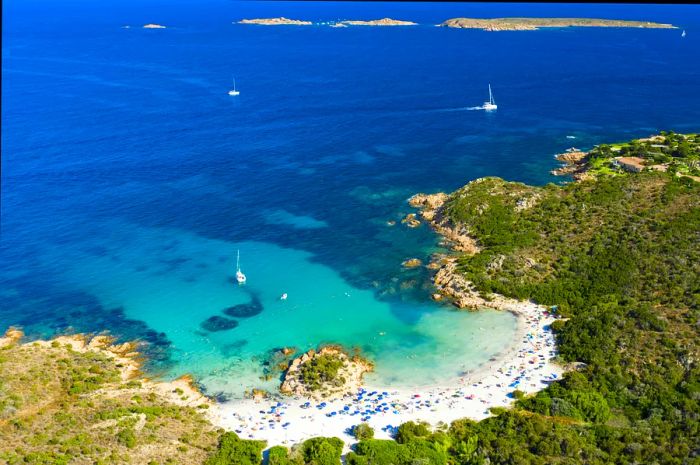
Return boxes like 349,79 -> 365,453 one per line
205,432 -> 266,465
352,423 -> 374,440
299,354 -> 345,391
440,171 -> 699,463
300,437 -> 343,465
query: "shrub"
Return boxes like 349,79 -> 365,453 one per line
394,421 -> 430,444
352,423 -> 374,440
301,437 -> 344,465
205,432 -> 266,465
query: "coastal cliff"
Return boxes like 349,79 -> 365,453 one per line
440,17 -> 676,31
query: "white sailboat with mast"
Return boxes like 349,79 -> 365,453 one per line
483,84 -> 497,111
235,249 -> 246,283
228,77 -> 240,96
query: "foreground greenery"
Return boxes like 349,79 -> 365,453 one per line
0,338 -> 221,464
2,134 -> 698,464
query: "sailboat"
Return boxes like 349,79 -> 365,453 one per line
235,249 -> 246,284
228,77 -> 240,96
482,84 -> 497,111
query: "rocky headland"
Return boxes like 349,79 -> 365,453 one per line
238,17 -> 313,26
440,17 -> 676,31
280,346 -> 373,400
408,187 -> 544,311
550,148 -> 592,181
408,192 -> 479,254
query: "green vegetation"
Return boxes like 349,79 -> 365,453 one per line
298,353 -> 345,391
204,432 -> 266,465
584,132 -> 699,179
438,168 -> 699,463
352,422 -> 374,440
263,438 -> 344,465
348,422 -> 450,465
0,337 -> 221,464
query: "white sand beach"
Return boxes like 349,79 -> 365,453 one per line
210,301 -> 563,451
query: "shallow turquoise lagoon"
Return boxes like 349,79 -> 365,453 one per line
31,218 -> 515,397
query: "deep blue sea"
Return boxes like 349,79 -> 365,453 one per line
2,0 -> 699,397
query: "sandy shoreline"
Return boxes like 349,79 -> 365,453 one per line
210,300 -> 562,451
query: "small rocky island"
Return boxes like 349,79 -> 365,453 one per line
280,346 -> 373,399
339,18 -> 417,26
238,17 -> 313,26
440,17 -> 675,31
142,23 -> 166,29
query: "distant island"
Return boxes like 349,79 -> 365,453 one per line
237,17 -> 313,26
142,23 -> 166,29
236,17 -> 676,31
237,17 -> 416,27
440,17 -> 676,31
338,18 -> 417,26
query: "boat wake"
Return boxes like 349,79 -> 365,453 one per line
433,106 -> 487,112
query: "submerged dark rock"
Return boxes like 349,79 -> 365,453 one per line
201,315 -> 239,332
0,278 -> 175,373
223,296 -> 263,318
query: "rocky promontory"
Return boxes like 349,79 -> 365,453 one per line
238,17 -> 313,26
550,148 -> 591,180
440,17 -> 675,31
280,346 -> 373,399
408,192 -> 479,254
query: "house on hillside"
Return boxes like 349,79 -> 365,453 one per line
614,156 -> 646,173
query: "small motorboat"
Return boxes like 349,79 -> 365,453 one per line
280,293 -> 288,300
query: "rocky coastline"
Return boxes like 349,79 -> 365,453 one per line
0,329 -> 211,409
408,191 -> 540,312
550,148 -> 592,181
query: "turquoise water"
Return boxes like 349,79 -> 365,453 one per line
2,1 -> 699,398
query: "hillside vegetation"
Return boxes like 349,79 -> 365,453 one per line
0,335 -> 221,464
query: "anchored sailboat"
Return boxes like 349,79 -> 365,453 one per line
235,249 -> 246,284
482,84 -> 497,111
228,77 -> 240,96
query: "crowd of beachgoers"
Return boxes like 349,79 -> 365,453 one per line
212,301 -> 562,450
